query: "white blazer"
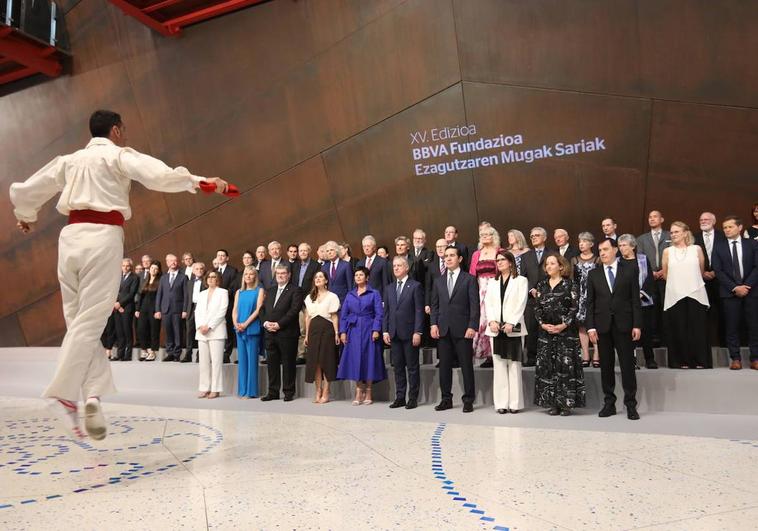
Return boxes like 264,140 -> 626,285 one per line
194,287 -> 229,341
483,275 -> 528,338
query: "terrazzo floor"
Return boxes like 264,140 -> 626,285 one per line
1,396 -> 756,530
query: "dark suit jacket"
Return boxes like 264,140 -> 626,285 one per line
559,245 -> 580,261
712,237 -> 758,298
183,275 -> 207,317
382,278 -> 424,340
621,255 -> 654,304
261,282 -> 304,338
694,230 -> 727,271
216,265 -> 239,291
586,261 -> 642,334
155,270 -> 187,314
357,255 -> 391,294
521,248 -> 553,291
425,255 -> 446,306
430,269 -> 480,337
292,259 -> 320,293
411,247 -> 433,284
117,273 -> 140,311
450,242 -> 470,270
258,259 -> 291,290
322,260 -> 353,303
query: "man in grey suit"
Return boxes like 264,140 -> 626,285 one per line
636,210 -> 670,345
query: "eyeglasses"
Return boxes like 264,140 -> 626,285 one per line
530,234 -> 540,238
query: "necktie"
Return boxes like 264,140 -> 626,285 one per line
536,249 -> 543,263
271,261 -> 276,275
653,231 -> 660,268
331,261 -> 336,279
274,287 -> 284,306
366,256 -> 372,270
396,280 -> 403,299
607,266 -> 615,291
122,273 -> 127,282
439,259 -> 445,274
447,271 -> 454,297
732,241 -> 742,282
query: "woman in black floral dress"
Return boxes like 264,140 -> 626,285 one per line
533,254 -> 586,416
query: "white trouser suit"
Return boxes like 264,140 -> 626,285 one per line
9,136 -> 205,402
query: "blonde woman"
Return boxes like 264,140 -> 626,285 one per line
506,229 -> 529,275
195,272 -> 229,398
233,266 -> 265,398
661,221 -> 710,368
469,225 -> 501,366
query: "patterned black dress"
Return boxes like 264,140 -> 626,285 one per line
533,277 -> 586,410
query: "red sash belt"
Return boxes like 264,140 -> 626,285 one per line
68,209 -> 125,226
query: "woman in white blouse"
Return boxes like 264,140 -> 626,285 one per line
195,271 -> 229,398
661,221 -> 710,369
484,250 -> 529,413
304,271 -> 341,404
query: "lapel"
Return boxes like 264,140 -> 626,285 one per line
273,285 -> 289,309
396,279 -> 409,306
596,266 -> 613,298
448,271 -> 464,300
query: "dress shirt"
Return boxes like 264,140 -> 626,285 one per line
447,267 -> 461,289
192,277 -> 202,304
729,237 -> 744,280
559,244 -> 569,256
298,259 -> 311,287
185,266 -> 193,278
218,265 -> 226,276
395,275 -> 409,297
365,254 -> 376,270
603,260 -> 618,292
10,137 -> 203,223
702,230 -> 715,262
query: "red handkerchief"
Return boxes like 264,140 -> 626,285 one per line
198,181 -> 240,197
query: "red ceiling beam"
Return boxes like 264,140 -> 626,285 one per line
0,26 -> 62,77
163,0 -> 268,33
0,66 -> 36,84
142,0 -> 183,15
108,0 -> 179,36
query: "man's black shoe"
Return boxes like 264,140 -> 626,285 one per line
260,395 -> 279,402
296,357 -> 306,365
598,404 -> 617,417
462,402 -> 474,413
389,399 -> 406,409
434,400 -> 453,411
645,360 -> 659,369
283,396 -> 294,402
163,354 -> 176,362
405,399 -> 418,410
627,406 -> 640,420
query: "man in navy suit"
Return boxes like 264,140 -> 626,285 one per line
155,254 -> 187,362
113,258 -> 140,361
431,246 -> 480,413
383,256 -> 425,410
322,240 -> 353,303
711,215 -> 758,370
357,235 -> 391,296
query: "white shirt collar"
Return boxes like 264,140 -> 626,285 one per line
396,275 -> 409,284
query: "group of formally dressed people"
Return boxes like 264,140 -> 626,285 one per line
101,204 -> 758,418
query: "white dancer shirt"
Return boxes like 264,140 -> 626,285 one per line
10,137 -> 204,222
664,245 -> 709,310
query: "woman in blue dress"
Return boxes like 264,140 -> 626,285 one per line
337,266 -> 386,405
232,266 -> 265,398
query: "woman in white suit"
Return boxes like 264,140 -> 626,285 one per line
195,271 -> 229,398
485,250 -> 529,413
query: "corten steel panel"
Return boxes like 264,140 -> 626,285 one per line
16,290 -> 65,347
463,82 -> 651,239
637,0 -> 758,109
645,101 -> 758,225
322,84 -> 480,251
0,313 -> 27,347
455,0 -> 642,96
128,155 -> 344,267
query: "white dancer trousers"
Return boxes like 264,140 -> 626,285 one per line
43,223 -> 123,402
492,356 -> 524,411
198,339 -> 224,393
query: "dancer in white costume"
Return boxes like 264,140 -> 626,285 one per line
9,110 -> 228,440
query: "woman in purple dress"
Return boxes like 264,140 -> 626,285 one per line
337,266 -> 386,405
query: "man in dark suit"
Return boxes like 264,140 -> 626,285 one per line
712,215 -> 758,370
636,210 -> 670,345
587,238 -> 642,420
444,225 -> 470,270
322,240 -> 353,303
260,265 -> 304,400
424,238 -> 449,357
383,256 -> 425,410
357,235 -> 391,295
554,229 -> 579,261
394,236 -> 423,283
430,246 -> 480,413
411,229 -> 434,284
521,226 -> 552,366
155,254 -> 187,362
181,261 -> 206,363
215,249 -> 238,363
259,241 -> 290,290
180,252 -> 194,278
695,212 -> 727,347
113,258 -> 140,361
292,242 -> 320,363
